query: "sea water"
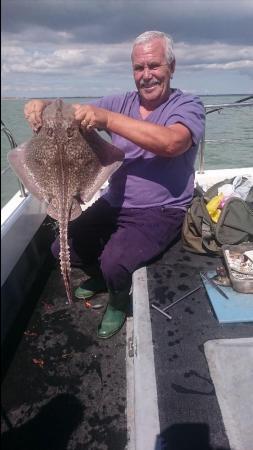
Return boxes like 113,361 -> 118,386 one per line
1,94 -> 253,208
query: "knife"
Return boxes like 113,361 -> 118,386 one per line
200,272 -> 229,300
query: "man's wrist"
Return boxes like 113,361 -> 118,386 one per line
106,110 -> 113,131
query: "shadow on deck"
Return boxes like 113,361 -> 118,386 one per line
1,265 -> 127,450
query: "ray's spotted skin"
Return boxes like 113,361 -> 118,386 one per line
8,99 -> 124,303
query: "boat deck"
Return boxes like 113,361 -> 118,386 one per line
1,263 -> 128,450
147,238 -> 253,450
1,236 -> 253,450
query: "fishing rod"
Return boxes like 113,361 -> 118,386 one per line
206,94 -> 253,115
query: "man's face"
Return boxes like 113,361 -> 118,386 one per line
131,38 -> 175,108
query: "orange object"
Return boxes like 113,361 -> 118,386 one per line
84,300 -> 92,308
32,358 -> 44,368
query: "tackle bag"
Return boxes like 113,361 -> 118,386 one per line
181,177 -> 253,255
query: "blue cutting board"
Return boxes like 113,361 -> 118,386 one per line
202,271 -> 253,323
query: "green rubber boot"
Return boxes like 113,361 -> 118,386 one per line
75,276 -> 107,299
97,288 -> 130,339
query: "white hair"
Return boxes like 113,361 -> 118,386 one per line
132,30 -> 175,64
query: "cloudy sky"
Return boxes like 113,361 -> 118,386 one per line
2,0 -> 253,98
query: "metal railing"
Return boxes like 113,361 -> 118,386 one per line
198,95 -> 253,173
1,120 -> 27,199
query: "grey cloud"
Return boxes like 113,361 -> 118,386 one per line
2,0 -> 253,97
2,0 -> 253,46
175,43 -> 253,66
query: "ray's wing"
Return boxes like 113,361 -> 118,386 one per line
7,140 -> 46,202
7,129 -> 62,205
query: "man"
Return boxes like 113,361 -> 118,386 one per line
24,30 -> 205,339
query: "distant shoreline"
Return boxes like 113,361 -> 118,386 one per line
2,93 -> 252,100
1,96 -> 102,100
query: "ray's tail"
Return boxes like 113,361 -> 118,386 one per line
58,210 -> 73,304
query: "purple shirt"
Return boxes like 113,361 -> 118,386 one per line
93,89 -> 205,208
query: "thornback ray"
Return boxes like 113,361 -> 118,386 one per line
8,99 -> 124,304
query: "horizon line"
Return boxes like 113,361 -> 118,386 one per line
2,93 -> 253,100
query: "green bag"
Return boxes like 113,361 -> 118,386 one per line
181,177 -> 253,255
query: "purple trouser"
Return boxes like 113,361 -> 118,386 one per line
51,197 -> 185,292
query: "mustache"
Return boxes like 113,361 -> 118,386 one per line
139,80 -> 160,88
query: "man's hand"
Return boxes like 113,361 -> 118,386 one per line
24,99 -> 51,131
73,104 -> 110,131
